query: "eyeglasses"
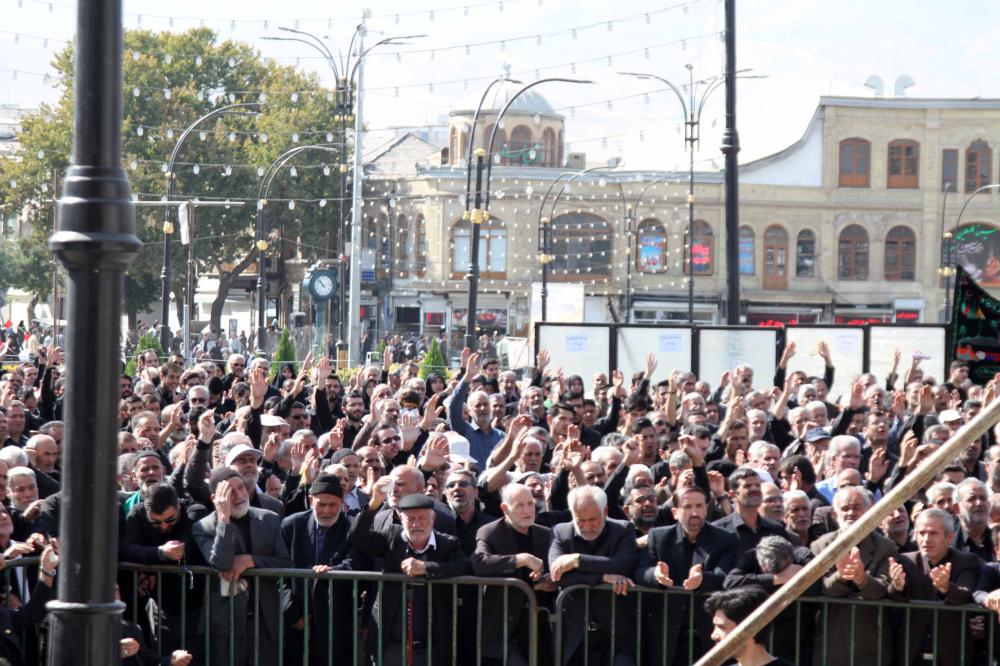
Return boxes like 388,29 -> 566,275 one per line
189,398 -> 207,404
445,480 -> 473,489
148,514 -> 178,527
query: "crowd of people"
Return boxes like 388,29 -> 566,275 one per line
1,331 -> 1000,665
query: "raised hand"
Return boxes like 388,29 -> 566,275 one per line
303,449 -> 321,484
654,561 -> 674,587
419,393 -> 443,431
929,562 -> 951,595
611,369 -> 625,398
400,411 -> 420,448
214,480 -> 233,523
849,381 -> 865,410
682,564 -> 704,590
262,433 -> 281,463
249,366 -> 268,407
198,409 -> 216,443
888,556 -> 906,592
419,433 -> 450,471
461,347 -> 473,370
315,355 -> 332,384
645,352 -> 658,380
536,348 -> 550,371
779,341 -> 797,367
707,470 -> 726,497
867,447 -> 889,483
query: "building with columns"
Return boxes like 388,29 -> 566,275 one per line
358,84 -> 1000,351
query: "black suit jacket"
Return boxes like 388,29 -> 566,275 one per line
635,523 -> 738,665
549,518 -> 636,665
348,505 -> 471,657
472,518 -> 553,659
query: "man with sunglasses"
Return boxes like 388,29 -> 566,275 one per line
121,483 -> 209,661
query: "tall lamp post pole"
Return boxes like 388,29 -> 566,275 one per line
46,0 -> 141,661
469,78 -> 593,348
255,144 -> 341,351
158,102 -> 259,354
949,183 -> 1000,321
940,182 -> 954,320
722,0 -> 741,324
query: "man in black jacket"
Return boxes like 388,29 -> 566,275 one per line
280,474 -> 354,665
549,485 -> 637,666
349,485 -> 470,666
635,485 -> 738,665
120,483 -> 208,661
472,483 -> 553,666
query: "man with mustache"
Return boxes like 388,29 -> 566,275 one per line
636,485 -> 738,665
193,467 -> 292,666
955,478 -> 993,562
713,467 -> 797,553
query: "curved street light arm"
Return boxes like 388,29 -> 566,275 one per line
634,175 -> 679,212
536,170 -> 583,228
465,77 -> 509,213
258,144 -> 341,201
263,35 -> 340,80
548,166 -> 625,223
619,72 -> 689,124
348,35 -> 426,85
954,183 -> 1000,230
483,78 -> 594,211
278,26 -> 337,67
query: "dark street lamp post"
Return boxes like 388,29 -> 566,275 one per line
158,102 -> 259,354
46,0 -> 141,662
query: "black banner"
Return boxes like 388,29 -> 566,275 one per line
951,264 -> 1000,384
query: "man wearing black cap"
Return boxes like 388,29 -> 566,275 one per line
281,473 -> 354,665
192,467 -> 292,666
349,481 -> 470,666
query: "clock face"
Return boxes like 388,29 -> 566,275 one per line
313,273 -> 335,298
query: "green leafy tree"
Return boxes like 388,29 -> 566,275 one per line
0,28 -> 345,330
269,327 -> 296,380
124,330 -> 166,377
419,338 -> 447,379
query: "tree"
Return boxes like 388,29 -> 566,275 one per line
0,28 -> 345,331
419,338 -> 447,379
269,327 -> 296,381
124,330 -> 166,377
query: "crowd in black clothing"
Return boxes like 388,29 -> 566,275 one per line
4,334 -> 1000,665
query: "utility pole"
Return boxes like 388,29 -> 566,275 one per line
46,0 -> 140,662
347,16 -> 367,365
721,0 -> 741,324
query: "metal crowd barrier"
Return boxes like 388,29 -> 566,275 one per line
0,558 -> 993,665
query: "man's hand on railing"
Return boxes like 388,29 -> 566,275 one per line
400,557 -> 426,577
602,573 -> 635,596
550,554 -> 580,582
515,553 -> 545,581
220,554 -> 254,583
160,540 -> 186,563
170,650 -> 194,666
120,638 -> 140,660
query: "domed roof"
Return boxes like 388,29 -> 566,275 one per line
454,78 -> 559,117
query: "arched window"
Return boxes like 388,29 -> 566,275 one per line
414,214 -> 427,278
484,123 -> 506,163
557,129 -> 564,166
887,139 -> 919,188
966,140 -> 992,192
459,127 -> 468,165
838,224 -> 869,279
795,229 -> 816,277
763,225 -> 789,290
449,127 -> 459,166
450,216 -> 506,278
396,214 -> 410,278
636,218 -> 667,272
884,225 -> 916,281
839,138 -> 871,188
550,213 -> 612,279
542,128 -> 557,167
688,220 -> 714,275
507,125 -> 533,165
738,226 -> 755,275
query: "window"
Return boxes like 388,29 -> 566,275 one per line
542,128 -> 557,167
687,220 -> 714,275
838,224 -> 869,279
636,219 -> 667,272
396,215 -> 410,278
506,125 -> 533,165
550,213 -> 611,279
738,226 -> 755,275
796,230 -> 816,277
763,225 -> 789,290
942,149 -> 958,193
449,127 -> 459,166
557,130 -> 564,166
484,123 -> 506,162
414,214 -> 427,277
884,225 -> 916,281
966,140 -> 992,192
887,140 -> 919,188
839,138 -> 871,187
451,216 -> 506,278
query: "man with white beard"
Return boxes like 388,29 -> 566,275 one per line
955,478 -> 994,562
193,467 -> 291,666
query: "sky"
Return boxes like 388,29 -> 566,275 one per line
2,0 -> 1000,171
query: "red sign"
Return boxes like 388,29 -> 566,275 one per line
894,309 -> 920,322
424,312 -> 445,326
834,315 -> 889,325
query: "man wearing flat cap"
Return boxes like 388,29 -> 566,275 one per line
349,480 -> 471,666
281,473 -> 355,665
193,467 -> 292,666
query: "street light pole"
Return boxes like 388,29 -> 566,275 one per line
940,182 -> 954,321
47,0 -> 141,661
158,102 -> 259,354
347,20 -> 367,365
722,0 -> 741,324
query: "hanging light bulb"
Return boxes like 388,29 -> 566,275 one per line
224,165 -> 232,176
326,132 -> 334,142
199,131 -> 206,141
164,53 -> 172,64
195,55 -> 202,66
132,87 -> 140,97
260,132 -> 268,143
227,131 -> 236,142
288,200 -> 295,210
136,126 -> 144,136
323,165 -> 331,176
163,88 -> 171,99
129,159 -> 137,170
165,129 -> 174,139
319,199 -> 327,207
289,166 -> 298,177
257,166 -> 265,177
192,164 -> 200,174
291,92 -> 299,103
291,133 -> 299,143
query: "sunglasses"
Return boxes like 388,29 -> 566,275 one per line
445,480 -> 473,489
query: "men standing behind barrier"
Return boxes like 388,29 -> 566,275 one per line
349,477 -> 470,666
193,467 -> 292,666
810,485 -> 895,666
281,473 -> 354,665
635,484 -> 738,665
473,483 -> 554,666
889,508 -> 982,666
549,485 -> 636,666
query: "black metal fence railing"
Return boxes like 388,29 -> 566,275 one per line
0,558 -> 992,665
